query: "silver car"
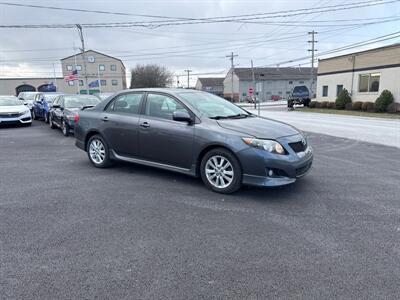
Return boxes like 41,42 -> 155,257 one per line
0,96 -> 32,126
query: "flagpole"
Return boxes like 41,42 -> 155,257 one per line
97,68 -> 102,93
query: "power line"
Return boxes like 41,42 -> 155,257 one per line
0,0 -> 398,28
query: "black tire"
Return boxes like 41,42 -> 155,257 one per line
49,115 -> 56,129
304,99 -> 310,107
288,99 -> 294,108
87,134 -> 113,168
44,113 -> 49,123
32,110 -> 37,120
200,148 -> 242,194
62,120 -> 69,137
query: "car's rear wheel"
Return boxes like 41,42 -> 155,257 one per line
87,135 -> 113,168
200,148 -> 242,194
62,120 -> 69,137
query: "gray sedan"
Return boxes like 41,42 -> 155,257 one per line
75,89 -> 313,193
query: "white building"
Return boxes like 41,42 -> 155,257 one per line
316,43 -> 400,103
223,67 -> 316,102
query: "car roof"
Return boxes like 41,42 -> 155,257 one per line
114,88 -> 203,97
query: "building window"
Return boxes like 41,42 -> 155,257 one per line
289,81 -> 293,84
286,91 -> 291,94
99,64 -> 105,71
278,91 -> 282,95
76,65 -> 82,71
66,65 -> 73,71
359,73 -> 380,92
336,85 -> 343,96
68,81 -> 74,86
322,85 -> 328,97
112,79 -> 118,86
299,80 -> 304,84
110,64 -> 117,71
100,80 -> 107,86
79,80 -> 84,86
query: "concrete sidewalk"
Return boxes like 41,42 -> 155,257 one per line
248,109 -> 400,148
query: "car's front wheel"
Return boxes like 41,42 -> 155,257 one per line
200,148 -> 242,194
87,135 -> 113,168
62,120 -> 69,137
49,116 -> 56,129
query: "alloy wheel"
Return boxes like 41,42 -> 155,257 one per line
89,139 -> 106,164
205,155 -> 234,189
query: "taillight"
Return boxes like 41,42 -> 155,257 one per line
74,114 -> 80,123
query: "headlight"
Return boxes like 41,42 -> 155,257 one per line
20,109 -> 30,114
242,138 -> 286,154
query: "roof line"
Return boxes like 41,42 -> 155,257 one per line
60,49 -> 125,69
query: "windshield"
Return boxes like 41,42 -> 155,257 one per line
178,92 -> 250,119
23,93 -> 38,100
64,95 -> 100,108
0,97 -> 22,106
96,93 -> 113,100
44,94 -> 61,103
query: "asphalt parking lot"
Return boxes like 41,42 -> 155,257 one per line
1,121 -> 400,299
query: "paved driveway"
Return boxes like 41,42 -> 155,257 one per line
249,107 -> 400,148
1,122 -> 400,299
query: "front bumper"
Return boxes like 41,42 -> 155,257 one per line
0,111 -> 32,125
237,134 -> 313,187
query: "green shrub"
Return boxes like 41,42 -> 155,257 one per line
314,101 -> 322,108
335,88 -> 352,110
361,102 -> 375,112
352,101 -> 363,110
321,101 -> 329,108
327,102 -> 336,109
375,90 -> 394,112
309,101 -> 317,108
387,102 -> 400,113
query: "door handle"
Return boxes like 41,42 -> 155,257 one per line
140,122 -> 150,128
102,116 -> 109,122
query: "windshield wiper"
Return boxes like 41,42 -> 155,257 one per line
210,113 -> 250,120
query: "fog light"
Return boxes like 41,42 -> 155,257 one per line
268,170 -> 274,177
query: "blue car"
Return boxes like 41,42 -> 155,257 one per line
32,93 -> 63,123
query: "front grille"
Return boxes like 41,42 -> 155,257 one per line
289,140 -> 307,153
0,113 -> 22,118
296,162 -> 312,177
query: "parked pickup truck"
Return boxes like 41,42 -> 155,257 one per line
288,85 -> 311,108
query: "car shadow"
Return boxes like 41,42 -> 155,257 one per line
83,159 -> 305,203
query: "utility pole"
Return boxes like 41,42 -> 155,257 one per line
251,59 -> 256,110
76,24 -> 89,95
176,75 -> 180,88
226,52 -> 238,102
184,70 -> 192,89
308,30 -> 318,96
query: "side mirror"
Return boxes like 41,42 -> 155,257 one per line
23,102 -> 28,106
173,110 -> 192,123
52,104 -> 61,109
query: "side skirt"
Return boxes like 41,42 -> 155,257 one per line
110,150 -> 197,177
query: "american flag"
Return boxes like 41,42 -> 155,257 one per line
64,70 -> 78,82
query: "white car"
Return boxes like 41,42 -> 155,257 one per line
0,96 -> 32,126
17,91 -> 40,111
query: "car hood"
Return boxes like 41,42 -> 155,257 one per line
0,105 -> 29,113
217,116 -> 299,139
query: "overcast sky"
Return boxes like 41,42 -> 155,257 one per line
0,0 -> 399,86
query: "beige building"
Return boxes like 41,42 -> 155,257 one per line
316,44 -> 400,103
0,50 -> 127,95
61,50 -> 127,94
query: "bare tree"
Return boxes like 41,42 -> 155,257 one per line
130,64 -> 173,88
